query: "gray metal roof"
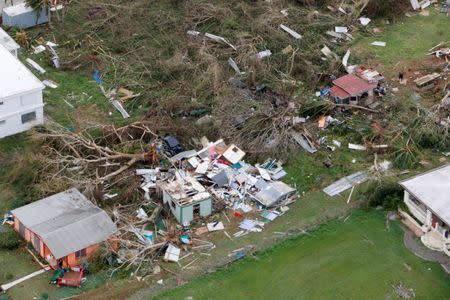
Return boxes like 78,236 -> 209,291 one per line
400,164 -> 450,225
12,188 -> 117,259
255,181 -> 296,207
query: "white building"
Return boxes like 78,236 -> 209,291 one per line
400,164 -> 450,256
0,44 -> 44,139
0,26 -> 20,57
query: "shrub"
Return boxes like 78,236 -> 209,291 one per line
0,228 -> 21,250
363,178 -> 404,210
85,249 -> 109,274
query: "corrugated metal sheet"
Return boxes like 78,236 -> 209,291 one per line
323,171 -> 369,196
333,74 -> 377,97
12,188 -> 117,259
255,181 -> 296,207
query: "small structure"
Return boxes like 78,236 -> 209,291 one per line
400,164 -> 450,256
11,188 -> 117,267
0,44 -> 44,139
2,3 -> 48,29
414,73 -> 441,92
0,27 -> 20,57
254,181 -> 296,207
330,74 -> 377,104
158,175 -> 213,224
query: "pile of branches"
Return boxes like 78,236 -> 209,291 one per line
108,203 -> 168,277
213,87 -> 302,158
33,121 -> 160,195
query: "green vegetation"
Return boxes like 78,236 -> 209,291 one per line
156,210 -> 450,300
0,248 -> 54,299
0,1 -> 449,299
353,10 -> 450,64
0,228 -> 21,250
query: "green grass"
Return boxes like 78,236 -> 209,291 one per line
155,210 -> 450,300
0,248 -> 56,300
284,148 -> 371,193
353,10 -> 450,65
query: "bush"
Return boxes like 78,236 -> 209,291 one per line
85,249 -> 110,274
363,178 -> 404,210
0,228 -> 21,250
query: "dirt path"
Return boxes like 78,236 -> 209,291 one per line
403,229 -> 450,274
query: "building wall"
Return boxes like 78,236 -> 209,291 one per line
404,190 -> 449,239
179,198 -> 212,224
2,5 -> 48,29
65,244 -> 99,267
0,90 -> 44,138
13,216 -> 100,267
403,191 -> 427,224
163,191 -> 182,223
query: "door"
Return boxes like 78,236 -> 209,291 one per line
431,217 -> 438,229
193,204 -> 200,218
32,234 -> 40,253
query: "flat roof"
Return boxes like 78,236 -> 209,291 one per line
0,27 -> 20,52
2,3 -> 34,16
0,44 -> 44,99
400,164 -> 450,225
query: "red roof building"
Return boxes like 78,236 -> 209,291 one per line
330,74 -> 377,101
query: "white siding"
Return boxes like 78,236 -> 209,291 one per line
0,42 -> 44,139
0,97 -> 43,138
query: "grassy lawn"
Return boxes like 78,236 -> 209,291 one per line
353,10 -> 450,65
0,248 -> 56,300
155,210 -> 450,300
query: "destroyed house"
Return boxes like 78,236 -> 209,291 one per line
330,74 -> 376,104
0,44 -> 44,139
11,188 -> 117,267
414,73 -> 441,92
400,164 -> 450,256
158,176 -> 213,224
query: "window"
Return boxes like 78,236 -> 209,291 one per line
0,120 -> 5,126
75,248 -> 87,259
0,101 -> 3,105
21,112 -> 36,124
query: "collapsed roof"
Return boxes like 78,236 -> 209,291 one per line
157,175 -> 211,206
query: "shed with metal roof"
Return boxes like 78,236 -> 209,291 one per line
11,188 -> 117,266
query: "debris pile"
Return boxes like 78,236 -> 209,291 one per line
137,138 -> 297,221
102,137 -> 298,275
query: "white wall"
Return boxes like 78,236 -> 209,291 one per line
0,90 -> 44,138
